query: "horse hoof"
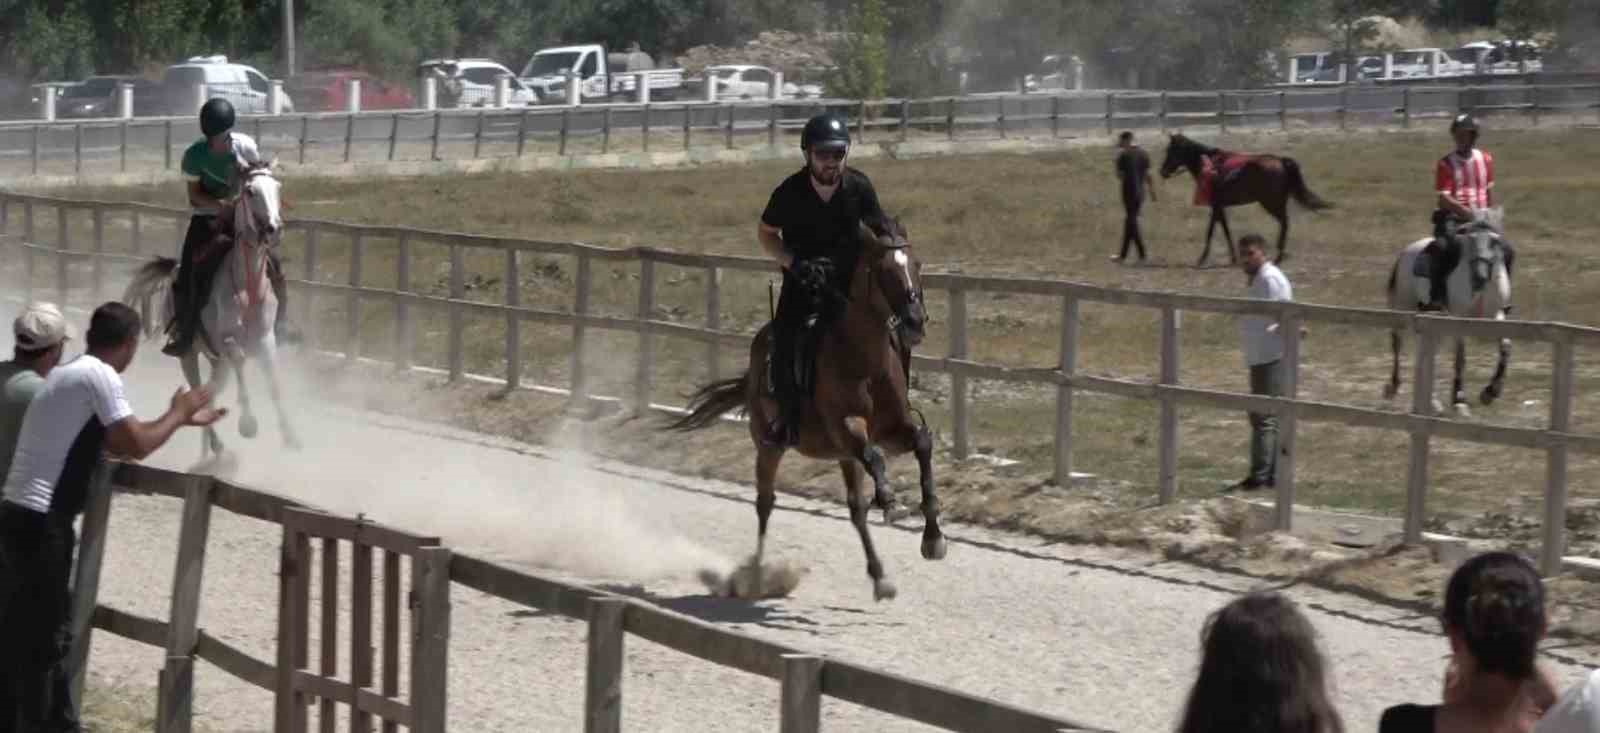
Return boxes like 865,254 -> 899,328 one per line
239,415 -> 259,439
921,535 -> 948,561
1431,398 -> 1446,415
1454,402 -> 1472,418
873,578 -> 898,602
1480,387 -> 1500,406
1382,383 -> 1399,400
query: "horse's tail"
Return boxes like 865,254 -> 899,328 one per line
1283,158 -> 1332,211
664,376 -> 749,432
122,256 -> 178,338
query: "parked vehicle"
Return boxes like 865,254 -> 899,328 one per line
287,68 -> 415,112
57,75 -> 156,118
151,55 -> 295,116
519,43 -> 686,103
417,58 -> 538,108
688,64 -> 822,100
1386,48 -> 1461,78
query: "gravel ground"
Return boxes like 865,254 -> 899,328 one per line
59,346 -> 1600,733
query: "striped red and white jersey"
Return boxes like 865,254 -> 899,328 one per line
1435,148 -> 1495,210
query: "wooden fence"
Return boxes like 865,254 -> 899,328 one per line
66,460 -> 1101,732
2,82 -> 1597,177
3,192 -> 1599,579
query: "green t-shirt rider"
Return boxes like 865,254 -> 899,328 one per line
163,97 -> 296,356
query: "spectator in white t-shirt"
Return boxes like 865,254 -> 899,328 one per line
0,301 -> 226,732
1229,234 -> 1294,493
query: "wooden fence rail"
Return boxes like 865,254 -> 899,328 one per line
3,192 -> 1598,576
1,83 -> 1596,178
67,460 -> 1101,732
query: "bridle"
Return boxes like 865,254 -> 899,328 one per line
230,168 -> 278,326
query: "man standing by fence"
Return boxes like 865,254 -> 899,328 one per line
1,304 -> 72,481
1231,235 -> 1292,492
1113,131 -> 1156,263
0,302 -> 225,732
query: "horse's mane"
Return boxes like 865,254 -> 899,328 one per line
1172,134 -> 1220,157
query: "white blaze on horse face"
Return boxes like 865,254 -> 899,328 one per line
891,249 -> 913,291
248,171 -> 283,234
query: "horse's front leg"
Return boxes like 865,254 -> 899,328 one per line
1200,210 -> 1218,266
183,350 -> 224,457
911,424 -> 946,560
1482,310 -> 1511,406
253,339 -> 300,450
1451,337 -> 1471,417
840,416 -> 895,601
224,342 -> 260,439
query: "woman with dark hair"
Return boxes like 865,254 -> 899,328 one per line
1380,551 -> 1559,733
1176,591 -> 1345,733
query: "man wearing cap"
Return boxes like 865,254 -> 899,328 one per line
0,302 -> 226,732
1,303 -> 73,486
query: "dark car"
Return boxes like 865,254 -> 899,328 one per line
57,75 -> 160,118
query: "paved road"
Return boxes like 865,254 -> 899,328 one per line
16,323 -> 1589,732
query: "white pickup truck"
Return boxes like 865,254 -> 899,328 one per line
519,44 -> 686,104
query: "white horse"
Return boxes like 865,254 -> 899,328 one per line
1384,207 -> 1513,417
124,162 -> 301,458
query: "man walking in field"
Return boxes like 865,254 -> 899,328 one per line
1113,131 -> 1156,263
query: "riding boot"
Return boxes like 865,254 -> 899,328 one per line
762,325 -> 790,446
162,288 -> 194,357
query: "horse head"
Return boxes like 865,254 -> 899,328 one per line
237,160 -> 283,243
1456,206 -> 1507,293
860,216 -> 925,349
1160,133 -> 1201,179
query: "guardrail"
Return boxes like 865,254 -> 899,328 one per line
3,192 -> 1597,579
2,83 -> 1596,179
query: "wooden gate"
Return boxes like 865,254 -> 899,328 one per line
275,506 -> 451,732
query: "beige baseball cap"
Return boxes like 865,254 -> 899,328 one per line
14,302 -> 74,350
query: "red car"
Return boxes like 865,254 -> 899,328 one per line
287,69 -> 415,112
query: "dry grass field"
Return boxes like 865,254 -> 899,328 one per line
26,124 -> 1600,555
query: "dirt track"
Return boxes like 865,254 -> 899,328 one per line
56,342 -> 1600,732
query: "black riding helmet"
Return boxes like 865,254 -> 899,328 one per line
1450,113 -> 1479,140
200,97 -> 236,138
800,113 -> 850,152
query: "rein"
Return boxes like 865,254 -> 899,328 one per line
229,172 -> 275,330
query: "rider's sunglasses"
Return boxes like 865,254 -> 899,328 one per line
812,148 -> 847,161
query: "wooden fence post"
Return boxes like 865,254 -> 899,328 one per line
1158,306 -> 1180,504
1217,92 -> 1228,133
68,462 -> 116,714
769,103 -> 779,148
73,124 -> 82,176
518,108 -> 531,157
683,104 -> 692,150
381,550 -> 402,733
120,121 -> 128,172
560,109 -> 571,156
298,116 -> 309,165
395,232 -> 412,370
1278,91 -> 1288,131
159,474 -> 214,733
474,110 -> 487,158
725,103 -> 735,149
1051,95 -> 1061,138
1104,92 -> 1115,135
411,547 -> 452,733
997,96 -> 1007,138
1339,87 -> 1349,131
779,654 -> 823,733
1542,339 -> 1575,576
344,113 -> 355,162
600,107 -> 611,154
899,99 -> 910,142
635,257 -> 657,412
347,231 -> 364,361
430,112 -> 443,160
1159,92 -> 1168,133
949,287 -> 970,459
57,206 -> 70,303
274,520 -> 311,733
572,252 -> 592,403
91,207 -> 104,300
1273,312 -> 1301,532
643,104 -> 652,152
505,248 -> 522,390
585,598 -> 627,733
388,113 -> 400,161
1403,88 -> 1412,129
31,125 -> 40,175
705,266 -> 721,381
946,97 -> 956,140
448,243 -> 465,381
1054,296 -> 1079,486
1404,324 -> 1438,544
1530,85 -> 1540,127
351,536 -> 375,733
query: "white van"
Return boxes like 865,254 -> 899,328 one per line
159,55 -> 294,116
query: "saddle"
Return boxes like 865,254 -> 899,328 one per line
1192,152 -> 1250,207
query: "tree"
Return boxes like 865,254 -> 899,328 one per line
826,0 -> 888,100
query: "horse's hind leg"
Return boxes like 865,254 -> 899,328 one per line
1270,202 -> 1290,264
1216,208 -> 1237,263
1384,328 -> 1403,400
1199,211 -> 1218,266
223,344 -> 260,439
840,458 -> 895,602
181,351 -> 223,457
754,446 -> 783,567
255,340 -> 301,450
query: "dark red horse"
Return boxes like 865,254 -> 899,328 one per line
1159,133 -> 1333,266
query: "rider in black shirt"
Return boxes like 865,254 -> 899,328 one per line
756,113 -> 889,446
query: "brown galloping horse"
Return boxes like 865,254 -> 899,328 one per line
666,217 -> 945,602
1159,133 -> 1333,266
